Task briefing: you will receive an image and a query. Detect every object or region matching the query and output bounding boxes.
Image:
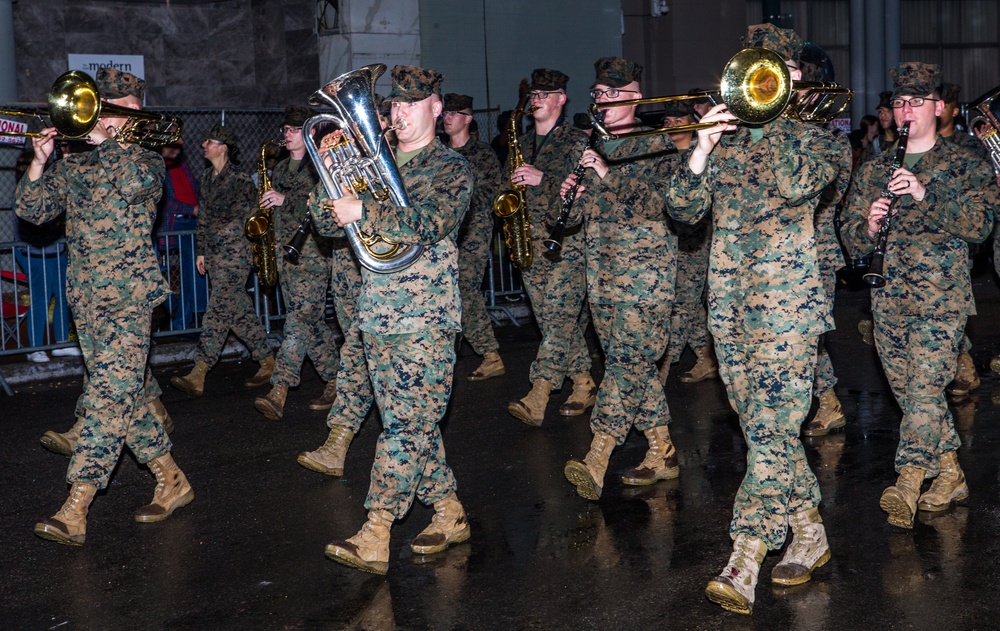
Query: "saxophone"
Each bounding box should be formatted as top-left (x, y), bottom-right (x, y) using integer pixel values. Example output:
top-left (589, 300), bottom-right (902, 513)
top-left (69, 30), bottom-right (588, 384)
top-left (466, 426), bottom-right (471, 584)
top-left (493, 106), bottom-right (536, 270)
top-left (245, 139), bottom-right (285, 289)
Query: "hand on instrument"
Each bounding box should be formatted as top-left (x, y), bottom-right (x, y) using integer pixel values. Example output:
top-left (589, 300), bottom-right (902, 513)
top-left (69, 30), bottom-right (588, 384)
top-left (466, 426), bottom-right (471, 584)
top-left (690, 103), bottom-right (737, 174)
top-left (86, 118), bottom-right (117, 146)
top-left (196, 255), bottom-right (206, 276)
top-left (887, 167), bottom-right (925, 202)
top-left (325, 191), bottom-right (363, 227)
top-left (29, 128), bottom-right (58, 171)
top-left (512, 164), bottom-right (543, 187)
top-left (560, 173), bottom-right (585, 200)
top-left (578, 148), bottom-right (607, 179)
top-left (866, 198), bottom-right (895, 239)
top-left (319, 130), bottom-right (345, 167)
top-left (260, 189), bottom-right (286, 209)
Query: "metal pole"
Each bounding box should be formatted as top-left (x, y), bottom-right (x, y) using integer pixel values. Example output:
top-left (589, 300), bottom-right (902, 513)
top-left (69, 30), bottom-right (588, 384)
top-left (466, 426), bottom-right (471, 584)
top-left (0, 0), bottom-right (17, 101)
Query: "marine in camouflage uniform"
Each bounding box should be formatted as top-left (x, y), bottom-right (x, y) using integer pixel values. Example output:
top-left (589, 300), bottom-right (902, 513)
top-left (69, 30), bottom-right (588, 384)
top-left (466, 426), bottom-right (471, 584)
top-left (254, 107), bottom-right (340, 421)
top-left (841, 63), bottom-right (994, 531)
top-left (559, 58), bottom-right (681, 502)
top-left (17, 68), bottom-right (193, 546)
top-left (171, 124), bottom-right (273, 399)
top-left (669, 25), bottom-right (848, 615)
top-left (317, 66), bottom-right (472, 575)
top-left (506, 68), bottom-right (595, 426)
top-left (443, 93), bottom-right (506, 381)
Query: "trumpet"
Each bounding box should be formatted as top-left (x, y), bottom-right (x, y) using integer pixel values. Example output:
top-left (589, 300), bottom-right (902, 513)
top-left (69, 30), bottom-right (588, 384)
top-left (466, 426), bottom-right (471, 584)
top-left (0, 70), bottom-right (182, 146)
top-left (589, 48), bottom-right (852, 141)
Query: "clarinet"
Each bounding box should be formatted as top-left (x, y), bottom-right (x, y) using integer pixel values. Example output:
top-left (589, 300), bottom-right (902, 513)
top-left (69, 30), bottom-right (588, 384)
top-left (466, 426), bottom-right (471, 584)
top-left (544, 134), bottom-right (596, 252)
top-left (863, 121), bottom-right (911, 288)
top-left (282, 214), bottom-right (312, 265)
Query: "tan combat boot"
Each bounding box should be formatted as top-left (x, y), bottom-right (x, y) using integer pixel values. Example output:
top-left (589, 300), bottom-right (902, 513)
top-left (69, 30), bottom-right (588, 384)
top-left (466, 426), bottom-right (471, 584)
top-left (507, 380), bottom-right (553, 427)
top-left (325, 509), bottom-right (394, 575)
top-left (918, 451), bottom-right (969, 512)
top-left (134, 453), bottom-right (195, 523)
top-left (34, 481), bottom-right (98, 546)
top-left (946, 352), bottom-right (980, 397)
top-left (802, 390), bottom-right (846, 437)
top-left (297, 425), bottom-right (355, 476)
top-left (879, 465), bottom-right (926, 529)
top-left (771, 507), bottom-right (831, 585)
top-left (559, 372), bottom-right (597, 416)
top-left (564, 431), bottom-right (616, 500)
top-left (468, 351), bottom-right (505, 381)
top-left (411, 496), bottom-right (471, 555)
top-left (679, 346), bottom-right (719, 383)
top-left (170, 360), bottom-right (209, 397)
top-left (308, 378), bottom-right (338, 411)
top-left (147, 396), bottom-right (175, 434)
top-left (255, 384), bottom-right (289, 421)
top-left (705, 534), bottom-right (768, 615)
top-left (244, 355), bottom-right (275, 388)
top-left (40, 417), bottom-right (85, 457)
top-left (621, 425), bottom-right (680, 486)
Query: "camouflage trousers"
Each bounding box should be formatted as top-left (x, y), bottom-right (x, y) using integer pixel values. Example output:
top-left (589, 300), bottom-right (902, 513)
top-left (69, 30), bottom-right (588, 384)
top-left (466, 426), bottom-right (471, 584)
top-left (74, 363), bottom-right (162, 419)
top-left (363, 329), bottom-right (458, 519)
top-left (458, 240), bottom-right (499, 356)
top-left (874, 312), bottom-right (963, 476)
top-left (813, 272), bottom-right (838, 396)
top-left (326, 248), bottom-right (373, 433)
top-left (69, 303), bottom-right (172, 489)
top-left (668, 241), bottom-right (710, 363)
top-left (590, 302), bottom-right (671, 444)
top-left (717, 335), bottom-right (821, 550)
top-left (520, 238), bottom-right (590, 385)
top-left (195, 257), bottom-right (271, 367)
top-left (271, 253), bottom-right (339, 387)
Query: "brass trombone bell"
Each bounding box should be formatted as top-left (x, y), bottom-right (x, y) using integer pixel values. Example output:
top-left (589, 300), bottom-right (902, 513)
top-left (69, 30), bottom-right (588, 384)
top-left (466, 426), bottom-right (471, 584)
top-left (589, 47), bottom-right (852, 140)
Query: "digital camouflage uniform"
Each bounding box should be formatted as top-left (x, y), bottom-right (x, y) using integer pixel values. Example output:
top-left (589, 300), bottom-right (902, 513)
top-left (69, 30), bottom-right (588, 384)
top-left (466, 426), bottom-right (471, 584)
top-left (668, 115), bottom-right (847, 549)
top-left (516, 121), bottom-right (591, 386)
top-left (453, 136), bottom-right (503, 356)
top-left (312, 137), bottom-right (472, 518)
top-left (842, 135), bottom-right (994, 476)
top-left (572, 129), bottom-right (677, 443)
top-left (270, 155), bottom-right (339, 388)
top-left (195, 161), bottom-right (271, 366)
top-left (16, 140), bottom-right (172, 490)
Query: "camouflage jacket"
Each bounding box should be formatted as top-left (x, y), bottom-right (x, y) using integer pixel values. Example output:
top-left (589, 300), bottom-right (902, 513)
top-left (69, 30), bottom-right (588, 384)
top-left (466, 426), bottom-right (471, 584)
top-left (196, 162), bottom-right (256, 262)
top-left (668, 116), bottom-right (847, 342)
top-left (815, 132), bottom-right (853, 279)
top-left (310, 138), bottom-right (472, 335)
top-left (841, 135), bottom-right (994, 318)
top-left (15, 142), bottom-right (167, 311)
top-left (271, 156), bottom-right (330, 258)
top-left (515, 123), bottom-right (589, 227)
top-left (571, 131), bottom-right (677, 306)
top-left (452, 138), bottom-right (502, 253)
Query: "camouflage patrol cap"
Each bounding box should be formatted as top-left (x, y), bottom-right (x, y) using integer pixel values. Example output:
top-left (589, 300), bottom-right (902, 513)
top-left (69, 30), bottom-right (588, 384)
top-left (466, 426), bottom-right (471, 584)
top-left (443, 93), bottom-right (473, 112)
top-left (385, 65), bottom-right (443, 103)
top-left (592, 57), bottom-right (642, 89)
top-left (529, 68), bottom-right (569, 92)
top-left (939, 82), bottom-right (961, 104)
top-left (799, 60), bottom-right (824, 82)
top-left (743, 23), bottom-right (804, 63)
top-left (283, 106), bottom-right (316, 128)
top-left (96, 67), bottom-right (145, 100)
top-left (206, 123), bottom-right (239, 147)
top-left (661, 99), bottom-right (694, 118)
top-left (876, 90), bottom-right (894, 110)
top-left (890, 62), bottom-right (941, 98)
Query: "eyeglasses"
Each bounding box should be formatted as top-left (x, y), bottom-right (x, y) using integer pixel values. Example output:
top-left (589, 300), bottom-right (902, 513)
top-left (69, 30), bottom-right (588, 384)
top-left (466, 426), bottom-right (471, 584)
top-left (589, 88), bottom-right (639, 100)
top-left (443, 111), bottom-right (472, 117)
top-left (889, 97), bottom-right (939, 109)
top-left (527, 91), bottom-right (562, 100)
top-left (280, 125), bottom-right (302, 134)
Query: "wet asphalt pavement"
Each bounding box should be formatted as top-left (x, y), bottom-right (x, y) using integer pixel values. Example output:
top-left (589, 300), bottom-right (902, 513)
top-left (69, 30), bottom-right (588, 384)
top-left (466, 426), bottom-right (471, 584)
top-left (4, 268), bottom-right (1000, 631)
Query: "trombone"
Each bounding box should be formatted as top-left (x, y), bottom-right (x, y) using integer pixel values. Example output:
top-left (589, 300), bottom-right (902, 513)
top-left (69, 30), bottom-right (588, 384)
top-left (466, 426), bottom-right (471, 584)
top-left (589, 48), bottom-right (852, 141)
top-left (0, 70), bottom-right (182, 146)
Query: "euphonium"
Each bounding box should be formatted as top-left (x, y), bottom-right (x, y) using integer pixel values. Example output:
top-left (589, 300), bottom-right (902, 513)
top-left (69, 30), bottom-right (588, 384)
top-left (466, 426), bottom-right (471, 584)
top-left (300, 64), bottom-right (422, 274)
top-left (494, 106), bottom-right (536, 270)
top-left (968, 85), bottom-right (1000, 175)
top-left (245, 140), bottom-right (285, 289)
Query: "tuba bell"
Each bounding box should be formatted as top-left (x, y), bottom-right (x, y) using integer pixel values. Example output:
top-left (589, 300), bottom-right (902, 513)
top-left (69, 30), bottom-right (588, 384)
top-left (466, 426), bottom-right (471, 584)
top-left (300, 64), bottom-right (422, 274)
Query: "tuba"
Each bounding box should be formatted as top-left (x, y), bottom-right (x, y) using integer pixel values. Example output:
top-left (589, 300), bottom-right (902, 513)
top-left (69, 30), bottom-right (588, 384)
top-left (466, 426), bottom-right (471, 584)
top-left (968, 85), bottom-right (1000, 175)
top-left (493, 106), bottom-right (536, 270)
top-left (245, 139), bottom-right (285, 289)
top-left (300, 64), bottom-right (422, 273)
